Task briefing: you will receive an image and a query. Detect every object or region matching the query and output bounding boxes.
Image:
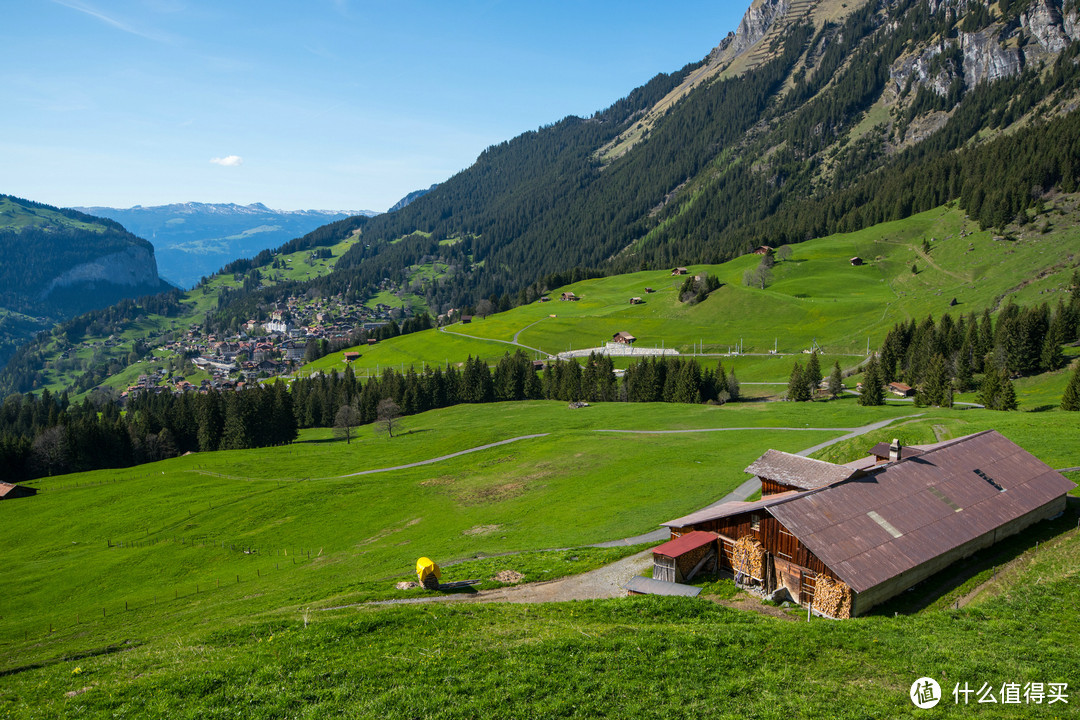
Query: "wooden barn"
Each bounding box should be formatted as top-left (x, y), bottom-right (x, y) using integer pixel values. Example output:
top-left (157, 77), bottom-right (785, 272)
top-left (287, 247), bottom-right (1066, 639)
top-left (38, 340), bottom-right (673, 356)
top-left (0, 482), bottom-right (37, 500)
top-left (888, 381), bottom-right (914, 397)
top-left (342, 351), bottom-right (360, 362)
top-left (659, 431), bottom-right (1074, 617)
top-left (629, 297), bottom-right (643, 305)
top-left (671, 267), bottom-right (688, 276)
top-left (850, 256), bottom-right (864, 266)
top-left (560, 292), bottom-right (579, 301)
top-left (612, 331), bottom-right (636, 345)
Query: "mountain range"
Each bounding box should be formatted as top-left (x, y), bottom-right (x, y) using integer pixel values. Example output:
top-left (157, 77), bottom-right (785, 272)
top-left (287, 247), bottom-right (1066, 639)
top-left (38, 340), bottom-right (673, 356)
top-left (4, 0), bottom-right (1080, 395)
top-left (73, 202), bottom-right (377, 289)
top-left (297, 0), bottom-right (1080, 314)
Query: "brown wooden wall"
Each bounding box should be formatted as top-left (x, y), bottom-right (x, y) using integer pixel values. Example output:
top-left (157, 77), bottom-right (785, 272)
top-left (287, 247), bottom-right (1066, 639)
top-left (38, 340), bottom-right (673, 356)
top-left (673, 512), bottom-right (838, 583)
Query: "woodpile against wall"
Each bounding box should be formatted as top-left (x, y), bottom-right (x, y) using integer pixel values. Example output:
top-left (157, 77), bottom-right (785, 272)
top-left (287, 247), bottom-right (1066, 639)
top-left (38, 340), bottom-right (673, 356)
top-left (813, 576), bottom-right (853, 619)
top-left (731, 536), bottom-right (765, 582)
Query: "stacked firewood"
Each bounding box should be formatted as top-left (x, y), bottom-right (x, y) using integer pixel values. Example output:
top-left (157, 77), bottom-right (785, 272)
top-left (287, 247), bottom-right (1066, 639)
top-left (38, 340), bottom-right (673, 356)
top-left (813, 576), bottom-right (853, 618)
top-left (732, 536), bottom-right (765, 580)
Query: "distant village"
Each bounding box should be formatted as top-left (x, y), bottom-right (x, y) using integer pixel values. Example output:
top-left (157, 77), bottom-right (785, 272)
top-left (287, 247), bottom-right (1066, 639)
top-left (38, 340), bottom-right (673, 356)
top-left (117, 292), bottom-right (408, 400)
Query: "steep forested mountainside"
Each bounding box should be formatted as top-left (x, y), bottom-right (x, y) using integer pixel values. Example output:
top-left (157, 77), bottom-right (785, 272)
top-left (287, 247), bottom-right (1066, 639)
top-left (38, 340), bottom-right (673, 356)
top-left (0, 195), bottom-right (170, 366)
top-left (290, 0), bottom-right (1080, 314)
top-left (74, 203), bottom-right (373, 289)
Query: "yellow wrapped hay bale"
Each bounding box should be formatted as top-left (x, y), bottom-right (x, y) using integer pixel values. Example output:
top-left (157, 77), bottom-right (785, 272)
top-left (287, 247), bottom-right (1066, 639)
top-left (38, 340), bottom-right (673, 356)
top-left (731, 536), bottom-right (764, 581)
top-left (812, 576), bottom-right (852, 619)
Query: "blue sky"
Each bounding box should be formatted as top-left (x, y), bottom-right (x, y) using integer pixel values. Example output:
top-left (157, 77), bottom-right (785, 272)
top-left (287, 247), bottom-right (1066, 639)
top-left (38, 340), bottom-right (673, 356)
top-left (1, 1), bottom-right (745, 212)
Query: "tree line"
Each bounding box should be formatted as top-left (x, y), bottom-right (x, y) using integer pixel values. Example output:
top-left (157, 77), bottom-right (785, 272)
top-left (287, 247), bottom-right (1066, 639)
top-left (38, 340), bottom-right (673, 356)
top-left (1, 352), bottom-right (746, 482)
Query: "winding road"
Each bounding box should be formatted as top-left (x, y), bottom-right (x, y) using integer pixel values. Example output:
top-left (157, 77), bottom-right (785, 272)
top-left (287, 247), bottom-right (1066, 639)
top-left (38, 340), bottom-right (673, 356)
top-left (326, 414), bottom-right (924, 607)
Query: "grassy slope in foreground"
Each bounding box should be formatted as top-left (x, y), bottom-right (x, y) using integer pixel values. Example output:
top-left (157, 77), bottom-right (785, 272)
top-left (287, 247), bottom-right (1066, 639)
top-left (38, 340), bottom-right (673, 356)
top-left (4, 504), bottom-right (1079, 718)
top-left (0, 400), bottom-right (928, 668)
top-left (310, 204), bottom-right (1080, 376)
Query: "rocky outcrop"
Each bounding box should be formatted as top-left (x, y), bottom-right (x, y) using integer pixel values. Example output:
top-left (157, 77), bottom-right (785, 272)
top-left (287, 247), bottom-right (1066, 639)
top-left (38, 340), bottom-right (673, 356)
top-left (41, 246), bottom-right (160, 298)
top-left (1022, 0), bottom-right (1071, 54)
top-left (729, 0), bottom-right (791, 58)
top-left (890, 42), bottom-right (958, 97)
top-left (959, 27), bottom-right (1024, 86)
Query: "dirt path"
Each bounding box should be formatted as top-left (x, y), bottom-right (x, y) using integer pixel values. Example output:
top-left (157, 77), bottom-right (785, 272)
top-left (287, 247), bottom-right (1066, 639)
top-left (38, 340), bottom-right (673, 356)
top-left (438, 322), bottom-right (550, 358)
top-left (361, 550), bottom-right (655, 607)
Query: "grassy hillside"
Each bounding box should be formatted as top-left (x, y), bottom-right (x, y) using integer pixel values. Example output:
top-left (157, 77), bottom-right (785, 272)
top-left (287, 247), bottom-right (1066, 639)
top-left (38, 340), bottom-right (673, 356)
top-left (1, 399), bottom-right (1078, 717)
top-left (310, 204), bottom-right (1080, 380)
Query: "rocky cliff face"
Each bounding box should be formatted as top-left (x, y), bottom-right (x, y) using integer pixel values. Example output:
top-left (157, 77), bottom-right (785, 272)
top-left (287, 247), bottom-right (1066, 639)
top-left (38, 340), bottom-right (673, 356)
top-left (41, 245), bottom-right (161, 299)
top-left (728, 0), bottom-right (792, 58)
top-left (891, 0), bottom-right (1079, 98)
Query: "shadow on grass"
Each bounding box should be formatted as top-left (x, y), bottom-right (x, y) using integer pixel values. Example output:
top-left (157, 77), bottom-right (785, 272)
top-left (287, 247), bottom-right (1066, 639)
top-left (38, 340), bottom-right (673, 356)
top-left (0, 641), bottom-right (141, 678)
top-left (868, 498), bottom-right (1080, 617)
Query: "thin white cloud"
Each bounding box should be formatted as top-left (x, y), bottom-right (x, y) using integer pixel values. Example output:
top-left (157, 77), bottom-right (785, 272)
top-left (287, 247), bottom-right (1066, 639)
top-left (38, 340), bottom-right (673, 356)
top-left (51, 0), bottom-right (175, 43)
top-left (210, 155), bottom-right (243, 167)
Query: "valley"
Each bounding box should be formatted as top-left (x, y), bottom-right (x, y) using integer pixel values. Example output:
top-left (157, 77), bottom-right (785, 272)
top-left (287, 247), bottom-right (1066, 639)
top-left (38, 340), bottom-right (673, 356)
top-left (5, 0), bottom-right (1080, 715)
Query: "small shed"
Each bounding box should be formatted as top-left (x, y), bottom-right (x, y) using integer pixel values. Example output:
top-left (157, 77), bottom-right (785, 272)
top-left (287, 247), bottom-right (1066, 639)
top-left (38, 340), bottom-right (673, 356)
top-left (538, 296), bottom-right (551, 303)
top-left (644, 287), bottom-right (655, 293)
top-left (671, 267), bottom-right (688, 276)
top-left (651, 530), bottom-right (719, 583)
top-left (612, 331), bottom-right (636, 345)
top-left (888, 382), bottom-right (914, 397)
top-left (343, 352), bottom-right (360, 362)
top-left (850, 256), bottom-right (864, 266)
top-left (0, 482), bottom-right (36, 500)
top-left (753, 245), bottom-right (773, 256)
top-left (461, 315), bottom-right (473, 324)
top-left (629, 297), bottom-right (643, 305)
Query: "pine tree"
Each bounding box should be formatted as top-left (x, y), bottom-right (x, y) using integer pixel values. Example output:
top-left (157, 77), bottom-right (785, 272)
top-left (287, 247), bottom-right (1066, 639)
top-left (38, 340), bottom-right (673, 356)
top-left (805, 351), bottom-right (822, 396)
top-left (788, 363), bottom-right (810, 402)
top-left (727, 369), bottom-right (740, 402)
top-left (923, 354), bottom-right (952, 407)
top-left (1040, 319), bottom-right (1064, 372)
top-left (828, 361), bottom-right (843, 398)
top-left (1061, 362), bottom-right (1080, 411)
top-left (858, 357), bottom-right (885, 406)
top-left (999, 374), bottom-right (1018, 411)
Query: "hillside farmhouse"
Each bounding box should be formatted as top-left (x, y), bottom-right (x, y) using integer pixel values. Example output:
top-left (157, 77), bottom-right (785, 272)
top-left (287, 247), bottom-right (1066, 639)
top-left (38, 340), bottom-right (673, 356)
top-left (612, 331), bottom-right (636, 345)
top-left (656, 431), bottom-right (1074, 617)
top-left (0, 482), bottom-right (36, 500)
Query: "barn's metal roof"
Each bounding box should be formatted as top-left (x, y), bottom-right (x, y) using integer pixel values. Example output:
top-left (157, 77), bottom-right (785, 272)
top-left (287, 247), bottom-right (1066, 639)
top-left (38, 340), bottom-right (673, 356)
top-left (766, 430), bottom-right (1075, 593)
top-left (662, 490), bottom-right (809, 528)
top-left (745, 449), bottom-right (857, 490)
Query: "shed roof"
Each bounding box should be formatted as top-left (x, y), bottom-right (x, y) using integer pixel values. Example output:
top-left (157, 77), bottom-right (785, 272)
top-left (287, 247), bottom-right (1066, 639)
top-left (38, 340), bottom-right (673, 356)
top-left (745, 449), bottom-right (857, 490)
top-left (652, 530), bottom-right (718, 558)
top-left (625, 576), bottom-right (703, 597)
top-left (662, 490), bottom-right (808, 528)
top-left (766, 430), bottom-right (1075, 593)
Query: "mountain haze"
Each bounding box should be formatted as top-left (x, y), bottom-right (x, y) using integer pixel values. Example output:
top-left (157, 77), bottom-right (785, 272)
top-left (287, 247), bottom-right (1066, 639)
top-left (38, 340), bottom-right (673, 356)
top-left (75, 202), bottom-right (376, 288)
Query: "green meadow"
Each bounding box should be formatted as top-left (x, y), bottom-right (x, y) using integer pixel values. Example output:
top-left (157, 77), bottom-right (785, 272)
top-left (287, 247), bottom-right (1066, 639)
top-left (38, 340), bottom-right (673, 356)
top-left (312, 204), bottom-right (1080, 379)
top-left (5, 401), bottom-right (910, 666)
top-left (2, 396), bottom-right (1079, 716)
